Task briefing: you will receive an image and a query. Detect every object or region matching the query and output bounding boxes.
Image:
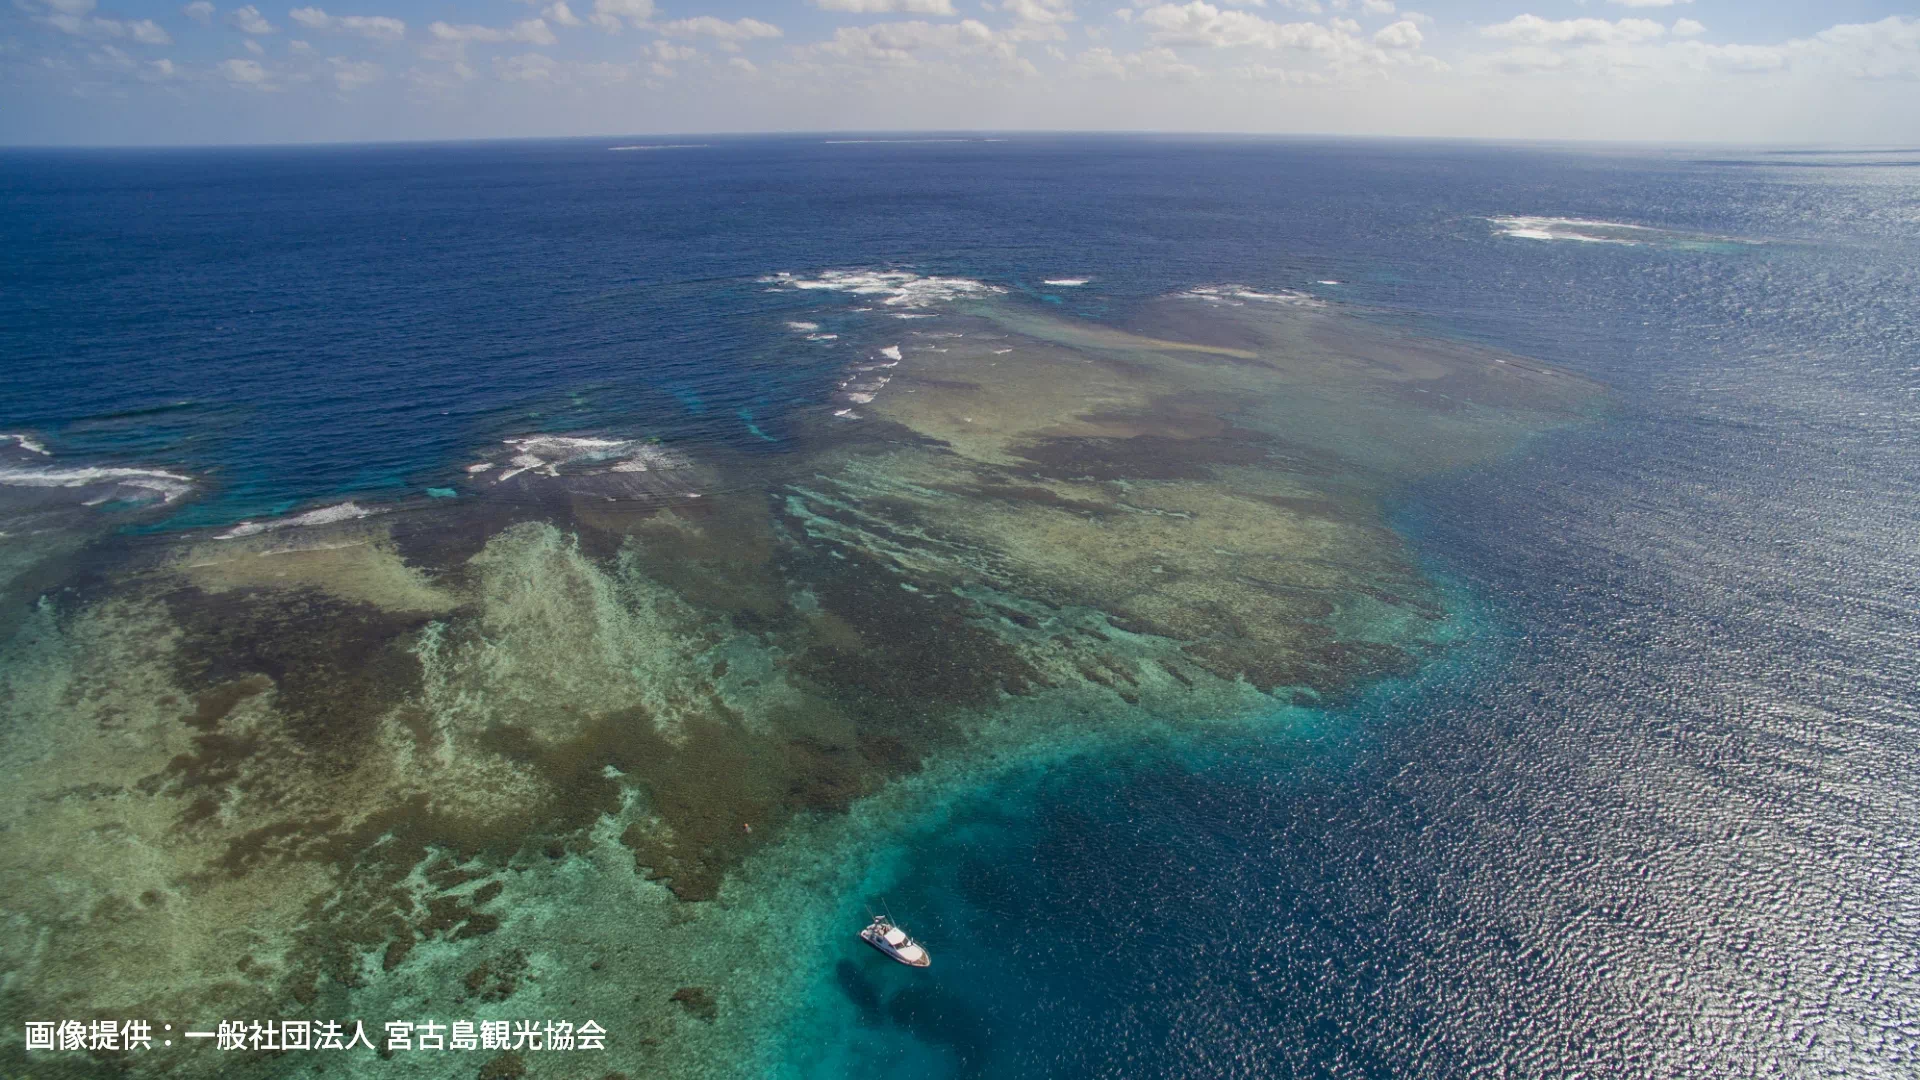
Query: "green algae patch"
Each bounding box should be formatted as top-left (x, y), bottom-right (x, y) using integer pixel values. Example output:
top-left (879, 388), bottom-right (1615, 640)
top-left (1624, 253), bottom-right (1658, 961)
top-left (0, 289), bottom-right (1599, 1080)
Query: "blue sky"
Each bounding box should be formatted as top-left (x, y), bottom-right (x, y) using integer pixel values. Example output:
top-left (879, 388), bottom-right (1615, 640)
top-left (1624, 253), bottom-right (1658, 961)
top-left (3, 0), bottom-right (1916, 144)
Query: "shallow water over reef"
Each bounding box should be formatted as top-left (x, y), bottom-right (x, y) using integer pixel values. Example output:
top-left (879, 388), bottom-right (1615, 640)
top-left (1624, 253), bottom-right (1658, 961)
top-left (0, 283), bottom-right (1595, 1079)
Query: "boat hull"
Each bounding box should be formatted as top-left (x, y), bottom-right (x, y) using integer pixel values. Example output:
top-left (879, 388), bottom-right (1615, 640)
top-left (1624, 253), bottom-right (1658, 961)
top-left (859, 927), bottom-right (932, 968)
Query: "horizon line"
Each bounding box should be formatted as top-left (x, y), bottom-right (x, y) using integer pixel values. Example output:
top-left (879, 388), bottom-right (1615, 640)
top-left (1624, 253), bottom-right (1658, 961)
top-left (4, 129), bottom-right (1917, 154)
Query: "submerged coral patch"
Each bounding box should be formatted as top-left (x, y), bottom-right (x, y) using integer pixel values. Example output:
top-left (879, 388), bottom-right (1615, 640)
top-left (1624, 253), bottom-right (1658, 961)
top-left (0, 280), bottom-right (1598, 1080)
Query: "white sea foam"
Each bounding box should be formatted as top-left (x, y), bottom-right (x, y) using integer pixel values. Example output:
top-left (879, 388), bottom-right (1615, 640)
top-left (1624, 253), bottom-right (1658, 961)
top-left (894, 313), bottom-right (936, 319)
top-left (786, 321), bottom-right (821, 332)
top-left (1317, 280), bottom-right (1342, 285)
top-left (1177, 284), bottom-right (1326, 308)
top-left (880, 345), bottom-right (902, 361)
top-left (0, 464), bottom-right (194, 504)
top-left (609, 144), bottom-right (709, 151)
top-left (1043, 278), bottom-right (1089, 286)
top-left (214, 501), bottom-right (377, 540)
top-left (833, 408), bottom-right (861, 418)
top-left (767, 269), bottom-right (1005, 308)
top-left (992, 348), bottom-right (1013, 354)
top-left (481, 434), bottom-right (691, 484)
top-left (1, 433), bottom-right (50, 456)
top-left (807, 333), bottom-right (838, 341)
top-left (1489, 216), bottom-right (1655, 244)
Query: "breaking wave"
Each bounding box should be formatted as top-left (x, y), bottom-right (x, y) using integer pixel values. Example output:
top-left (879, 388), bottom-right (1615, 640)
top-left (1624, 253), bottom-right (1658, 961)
top-left (1488, 216), bottom-right (1657, 244)
top-left (0, 463), bottom-right (195, 506)
top-left (1176, 284), bottom-right (1326, 308)
top-left (213, 501), bottom-right (379, 540)
top-left (759, 269), bottom-right (1005, 308)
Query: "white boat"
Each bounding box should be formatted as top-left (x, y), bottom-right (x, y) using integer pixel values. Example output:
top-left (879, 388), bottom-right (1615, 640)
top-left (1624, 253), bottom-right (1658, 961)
top-left (859, 915), bottom-right (931, 968)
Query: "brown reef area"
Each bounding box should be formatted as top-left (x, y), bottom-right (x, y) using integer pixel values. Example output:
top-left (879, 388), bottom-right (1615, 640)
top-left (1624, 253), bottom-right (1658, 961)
top-left (0, 288), bottom-right (1599, 1079)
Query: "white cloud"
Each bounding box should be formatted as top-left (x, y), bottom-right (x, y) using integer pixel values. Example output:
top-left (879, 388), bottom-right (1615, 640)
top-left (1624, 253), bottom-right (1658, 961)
top-left (728, 55), bottom-right (757, 72)
top-left (590, 0), bottom-right (653, 32)
top-left (229, 4), bottom-right (275, 34)
top-left (493, 51), bottom-right (556, 80)
top-left (647, 38), bottom-right (697, 60)
top-left (328, 55), bottom-right (382, 89)
top-left (1001, 0), bottom-right (1080, 39)
top-left (288, 8), bottom-right (408, 44)
top-left (1480, 15), bottom-right (1666, 47)
top-left (1360, 0), bottom-right (1392, 13)
top-left (1610, 0), bottom-right (1690, 7)
top-left (148, 56), bottom-right (176, 77)
top-left (219, 56), bottom-right (272, 83)
top-left (1071, 44), bottom-right (1199, 78)
top-left (657, 16), bottom-right (783, 42)
top-left (38, 9), bottom-right (175, 44)
top-left (429, 19), bottom-right (558, 45)
top-left (1226, 59), bottom-right (1327, 81)
top-left (181, 0), bottom-right (213, 24)
top-left (1793, 15), bottom-right (1920, 79)
top-left (543, 1), bottom-right (584, 28)
top-left (244, 37), bottom-right (263, 53)
top-left (1373, 18), bottom-right (1419, 49)
top-left (1003, 0), bottom-right (1075, 26)
top-left (814, 0), bottom-right (958, 13)
top-left (1677, 41), bottom-right (1784, 72)
top-left (812, 18), bottom-right (1027, 68)
top-left (90, 42), bottom-right (133, 68)
top-left (1139, 3), bottom-right (1340, 51)
top-left (1672, 18), bottom-right (1704, 39)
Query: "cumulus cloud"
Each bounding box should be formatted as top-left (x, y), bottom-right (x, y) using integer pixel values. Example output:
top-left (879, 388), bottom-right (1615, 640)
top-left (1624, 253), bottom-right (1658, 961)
top-left (728, 55), bottom-right (757, 72)
top-left (1002, 0), bottom-right (1075, 26)
top-left (1000, 0), bottom-right (1078, 40)
top-left (181, 0), bottom-right (213, 23)
top-left (657, 16), bottom-right (782, 42)
top-left (1071, 44), bottom-right (1199, 78)
top-left (34, 1), bottom-right (175, 45)
top-left (1610, 0), bottom-right (1691, 7)
top-left (814, 0), bottom-right (957, 13)
top-left (1676, 41), bottom-right (1784, 73)
top-left (1464, 12), bottom-right (1913, 80)
top-left (328, 55), bottom-right (382, 89)
top-left (812, 18), bottom-right (1028, 68)
top-left (543, 1), bottom-right (584, 27)
top-left (589, 0), bottom-right (653, 32)
top-left (1139, 2), bottom-right (1346, 52)
top-left (1480, 15), bottom-right (1666, 47)
top-left (289, 8), bottom-right (407, 43)
top-left (493, 51), bottom-right (556, 80)
top-left (219, 56), bottom-right (272, 84)
top-left (429, 19), bottom-right (558, 45)
top-left (1793, 15), bottom-right (1920, 79)
top-left (228, 4), bottom-right (274, 33)
top-left (1373, 19), bottom-right (1419, 48)
top-left (647, 38), bottom-right (697, 60)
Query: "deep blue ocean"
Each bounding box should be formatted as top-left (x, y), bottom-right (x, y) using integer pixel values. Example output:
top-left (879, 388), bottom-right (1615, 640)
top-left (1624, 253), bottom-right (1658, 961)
top-left (5, 137), bottom-right (1919, 1077)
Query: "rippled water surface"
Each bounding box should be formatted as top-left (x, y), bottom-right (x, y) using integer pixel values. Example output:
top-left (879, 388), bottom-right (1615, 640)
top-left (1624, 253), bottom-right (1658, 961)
top-left (2, 138), bottom-right (1917, 1079)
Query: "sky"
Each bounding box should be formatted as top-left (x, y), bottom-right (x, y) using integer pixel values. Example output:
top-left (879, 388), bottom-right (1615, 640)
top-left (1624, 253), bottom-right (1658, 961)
top-left (2, 0), bottom-right (1916, 145)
